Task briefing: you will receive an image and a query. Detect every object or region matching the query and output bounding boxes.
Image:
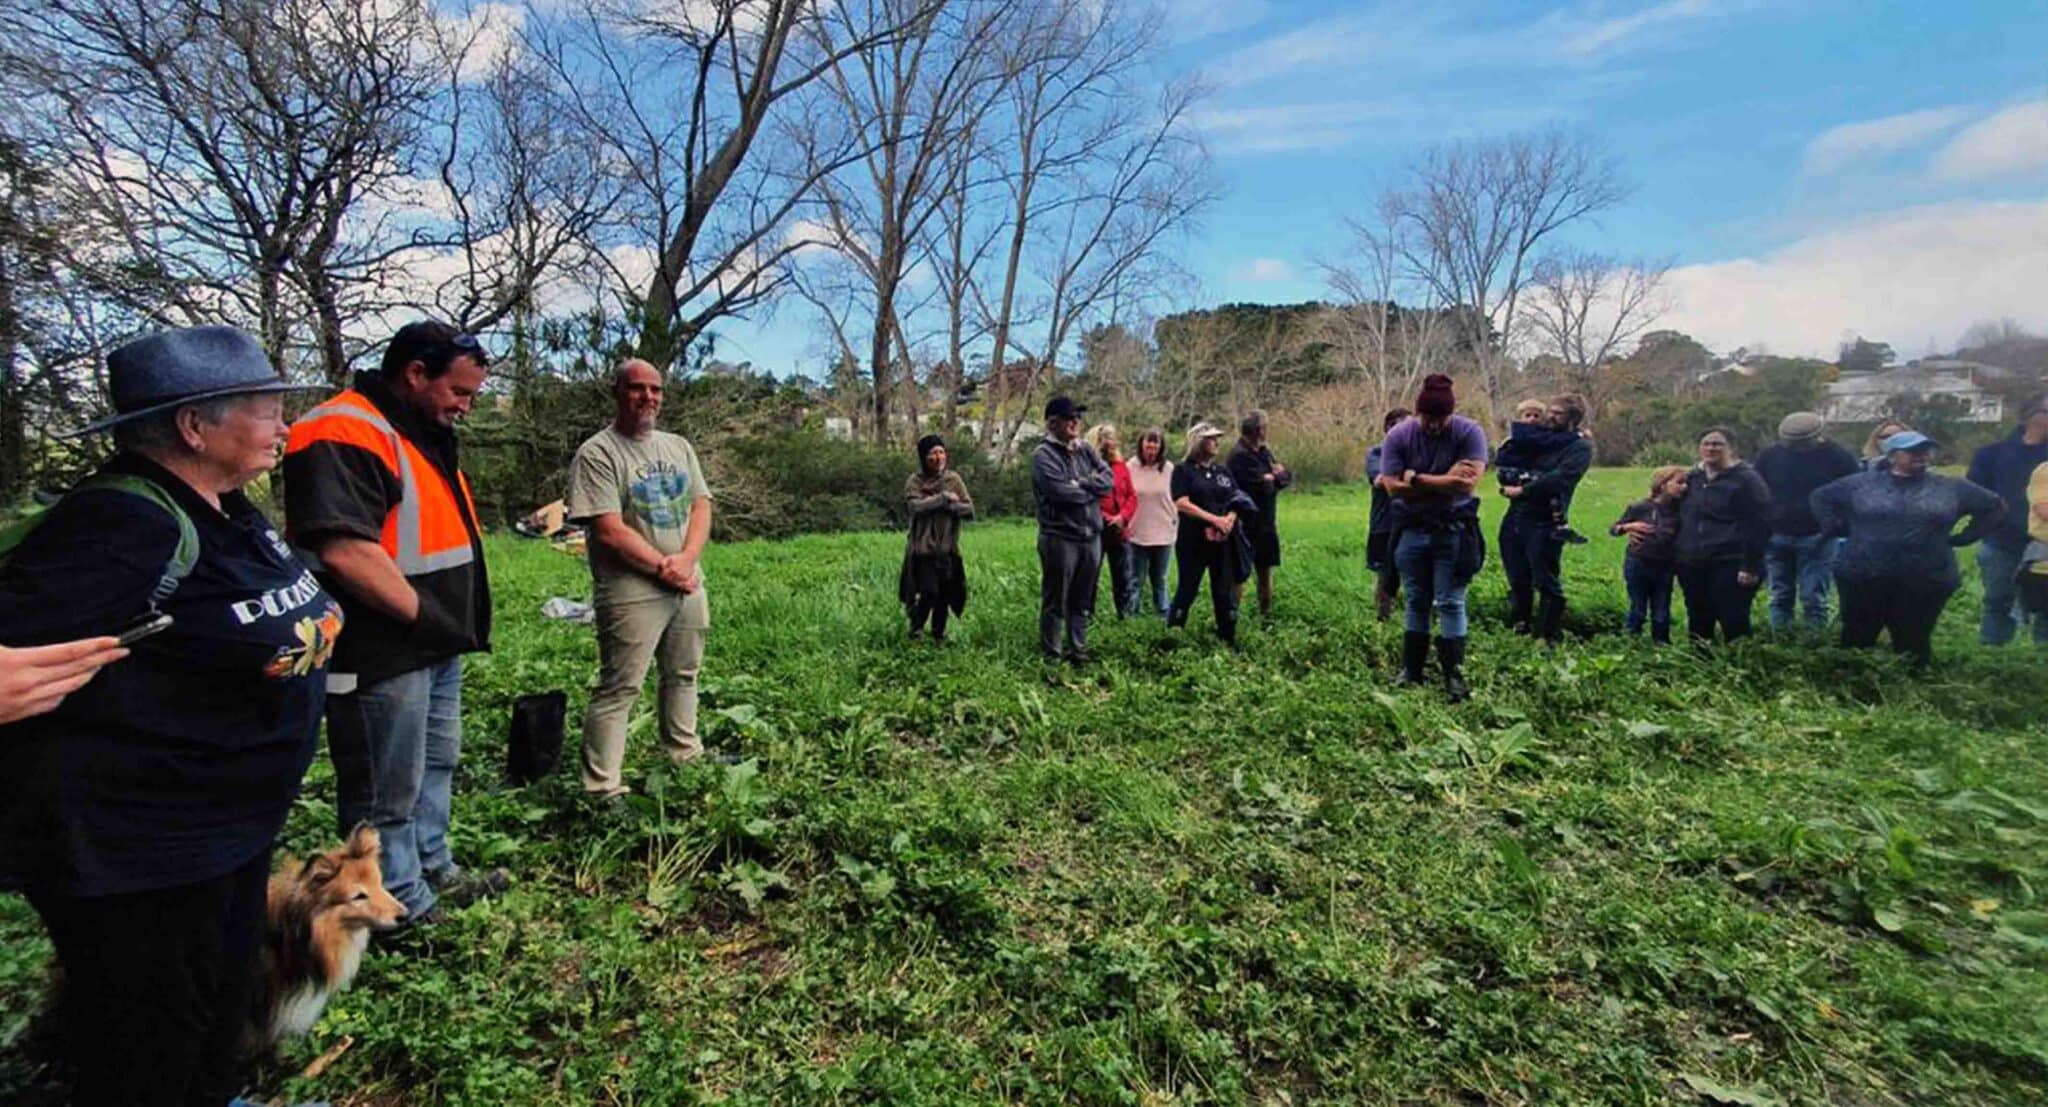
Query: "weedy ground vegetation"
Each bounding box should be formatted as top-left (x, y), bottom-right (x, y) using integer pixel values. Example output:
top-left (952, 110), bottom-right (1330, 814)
top-left (3, 470), bottom-right (2045, 1105)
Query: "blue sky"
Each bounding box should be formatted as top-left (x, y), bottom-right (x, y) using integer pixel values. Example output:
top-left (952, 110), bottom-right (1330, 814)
top-left (716, 0), bottom-right (2048, 375)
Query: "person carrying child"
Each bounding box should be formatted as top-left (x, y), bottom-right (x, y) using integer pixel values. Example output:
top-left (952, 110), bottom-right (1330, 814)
top-left (1496, 394), bottom-right (1592, 641)
top-left (1611, 465), bottom-right (1688, 642)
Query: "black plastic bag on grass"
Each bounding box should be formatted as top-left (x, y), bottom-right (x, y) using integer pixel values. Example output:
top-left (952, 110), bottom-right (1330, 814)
top-left (508, 691), bottom-right (566, 785)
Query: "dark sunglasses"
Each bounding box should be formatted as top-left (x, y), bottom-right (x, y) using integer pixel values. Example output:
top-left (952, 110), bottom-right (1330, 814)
top-left (440, 332), bottom-right (491, 367)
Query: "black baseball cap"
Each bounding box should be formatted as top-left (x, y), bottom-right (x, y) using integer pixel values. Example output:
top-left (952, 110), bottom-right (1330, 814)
top-left (1044, 395), bottom-right (1086, 420)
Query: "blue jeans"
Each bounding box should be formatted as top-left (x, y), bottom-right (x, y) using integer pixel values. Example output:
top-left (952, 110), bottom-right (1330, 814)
top-left (1978, 542), bottom-right (2048, 646)
top-left (1131, 543), bottom-right (1172, 615)
top-left (1395, 527), bottom-right (1467, 637)
top-left (328, 657), bottom-right (463, 915)
top-left (1103, 536), bottom-right (1136, 617)
top-left (1623, 555), bottom-right (1675, 636)
top-left (1499, 511), bottom-right (1563, 627)
top-left (1765, 532), bottom-right (1837, 630)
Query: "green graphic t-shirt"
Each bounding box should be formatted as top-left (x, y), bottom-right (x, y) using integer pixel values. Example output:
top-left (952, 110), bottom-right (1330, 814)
top-left (566, 427), bottom-right (713, 619)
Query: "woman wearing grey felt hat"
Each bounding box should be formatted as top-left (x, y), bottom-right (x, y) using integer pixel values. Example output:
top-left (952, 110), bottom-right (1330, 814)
top-left (1, 324), bottom-right (343, 1106)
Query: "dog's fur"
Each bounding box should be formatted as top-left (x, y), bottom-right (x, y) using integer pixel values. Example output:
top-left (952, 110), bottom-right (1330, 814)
top-left (246, 824), bottom-right (406, 1050)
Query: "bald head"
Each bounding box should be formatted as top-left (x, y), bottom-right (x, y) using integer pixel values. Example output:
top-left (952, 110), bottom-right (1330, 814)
top-left (612, 358), bottom-right (664, 435)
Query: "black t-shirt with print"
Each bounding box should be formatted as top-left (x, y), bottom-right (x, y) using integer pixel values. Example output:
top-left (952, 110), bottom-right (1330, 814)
top-left (0, 455), bottom-right (339, 896)
top-left (1171, 460), bottom-right (1243, 546)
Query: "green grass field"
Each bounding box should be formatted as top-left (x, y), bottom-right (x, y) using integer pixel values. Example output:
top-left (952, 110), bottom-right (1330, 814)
top-left (5, 468), bottom-right (2047, 1106)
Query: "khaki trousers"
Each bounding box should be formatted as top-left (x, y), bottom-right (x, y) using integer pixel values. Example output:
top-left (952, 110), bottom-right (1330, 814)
top-left (582, 594), bottom-right (707, 795)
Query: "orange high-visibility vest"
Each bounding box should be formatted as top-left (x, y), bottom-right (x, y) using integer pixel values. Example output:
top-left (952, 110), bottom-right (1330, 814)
top-left (285, 389), bottom-right (478, 576)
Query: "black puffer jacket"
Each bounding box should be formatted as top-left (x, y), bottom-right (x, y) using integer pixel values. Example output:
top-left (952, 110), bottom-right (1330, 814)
top-left (1676, 462), bottom-right (1772, 573)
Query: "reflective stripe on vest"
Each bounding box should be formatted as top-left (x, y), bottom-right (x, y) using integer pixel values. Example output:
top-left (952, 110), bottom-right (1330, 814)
top-left (290, 392), bottom-right (477, 576)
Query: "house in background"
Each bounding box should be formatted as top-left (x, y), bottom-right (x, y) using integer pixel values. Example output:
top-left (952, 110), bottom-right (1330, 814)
top-left (1822, 360), bottom-right (2012, 424)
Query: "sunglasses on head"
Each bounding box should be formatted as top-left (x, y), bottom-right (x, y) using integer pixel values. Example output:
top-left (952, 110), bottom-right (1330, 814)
top-left (438, 331), bottom-right (490, 366)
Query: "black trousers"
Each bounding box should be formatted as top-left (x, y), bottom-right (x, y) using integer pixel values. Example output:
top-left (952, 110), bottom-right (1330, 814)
top-left (1038, 533), bottom-right (1102, 658)
top-left (1678, 560), bottom-right (1757, 642)
top-left (1838, 575), bottom-right (1954, 667)
top-left (906, 554), bottom-right (953, 638)
top-left (1500, 511), bottom-right (1564, 628)
top-left (1170, 536), bottom-right (1240, 641)
top-left (27, 851), bottom-right (269, 1107)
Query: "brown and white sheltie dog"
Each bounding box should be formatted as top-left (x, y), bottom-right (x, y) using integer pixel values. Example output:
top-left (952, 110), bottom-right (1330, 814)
top-left (246, 824), bottom-right (407, 1050)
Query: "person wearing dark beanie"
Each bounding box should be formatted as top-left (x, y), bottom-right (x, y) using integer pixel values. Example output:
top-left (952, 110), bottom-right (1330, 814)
top-left (902, 435), bottom-right (974, 643)
top-left (1375, 376), bottom-right (1490, 701)
top-left (1415, 374), bottom-right (1457, 418)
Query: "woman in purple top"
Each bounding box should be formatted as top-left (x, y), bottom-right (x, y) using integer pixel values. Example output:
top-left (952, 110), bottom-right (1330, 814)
top-left (1375, 374), bottom-right (1489, 702)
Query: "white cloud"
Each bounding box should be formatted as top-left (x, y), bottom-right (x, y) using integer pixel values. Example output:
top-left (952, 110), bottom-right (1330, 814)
top-left (1212, 1), bottom-right (1744, 90)
top-left (1161, 0), bottom-right (1270, 43)
top-left (1559, 0), bottom-right (1718, 58)
top-left (1661, 200), bottom-right (2048, 358)
top-left (1211, 17), bottom-right (1381, 87)
top-left (1800, 106), bottom-right (1972, 177)
top-left (1231, 257), bottom-right (1296, 283)
top-left (1190, 100), bottom-right (1404, 153)
top-left (1929, 100), bottom-right (2048, 183)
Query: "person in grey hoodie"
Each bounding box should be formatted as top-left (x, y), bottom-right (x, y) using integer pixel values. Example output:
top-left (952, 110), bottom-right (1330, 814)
top-left (1032, 396), bottom-right (1115, 664)
top-left (1811, 430), bottom-right (2004, 668)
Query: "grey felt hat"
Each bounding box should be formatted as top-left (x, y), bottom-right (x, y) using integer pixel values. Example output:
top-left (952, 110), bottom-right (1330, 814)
top-left (61, 325), bottom-right (323, 438)
top-left (1778, 411), bottom-right (1825, 441)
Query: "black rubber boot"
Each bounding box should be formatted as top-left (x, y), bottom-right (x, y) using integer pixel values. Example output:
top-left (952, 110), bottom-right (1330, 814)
top-left (1166, 606), bottom-right (1188, 630)
top-left (1535, 593), bottom-right (1565, 644)
top-left (1650, 621), bottom-right (1671, 645)
top-left (1218, 614), bottom-right (1240, 653)
top-left (1396, 631), bottom-right (1430, 686)
top-left (1437, 636), bottom-right (1470, 703)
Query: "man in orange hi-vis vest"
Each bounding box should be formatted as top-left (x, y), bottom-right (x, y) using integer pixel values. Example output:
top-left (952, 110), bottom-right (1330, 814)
top-left (283, 321), bottom-right (507, 931)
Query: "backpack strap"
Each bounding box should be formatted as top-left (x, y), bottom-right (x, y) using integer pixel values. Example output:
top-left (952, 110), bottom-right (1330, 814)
top-left (74, 474), bottom-right (201, 604)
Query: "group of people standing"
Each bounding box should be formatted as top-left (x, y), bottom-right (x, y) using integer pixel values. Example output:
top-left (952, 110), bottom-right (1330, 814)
top-left (0, 323), bottom-right (725, 1106)
top-left (897, 371), bottom-right (2048, 702)
top-left (898, 398), bottom-right (1294, 664)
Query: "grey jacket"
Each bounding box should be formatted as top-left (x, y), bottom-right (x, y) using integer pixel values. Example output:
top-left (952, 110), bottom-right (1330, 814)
top-left (1032, 438), bottom-right (1114, 542)
top-left (1810, 470), bottom-right (2004, 588)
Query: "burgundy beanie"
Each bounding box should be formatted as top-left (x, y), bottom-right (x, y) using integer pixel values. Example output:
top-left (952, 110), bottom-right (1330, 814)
top-left (1415, 374), bottom-right (1456, 418)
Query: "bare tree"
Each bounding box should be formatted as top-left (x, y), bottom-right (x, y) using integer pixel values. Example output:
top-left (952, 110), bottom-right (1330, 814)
top-left (2, 0), bottom-right (455, 382)
top-left (1517, 248), bottom-right (1670, 417)
top-left (1379, 129), bottom-right (1629, 420)
top-left (409, 36), bottom-right (625, 345)
top-left (952, 0), bottom-right (1208, 455)
top-left (1318, 211), bottom-right (1454, 418)
top-left (809, 0), bottom-right (1014, 441)
top-left (533, 0), bottom-right (949, 371)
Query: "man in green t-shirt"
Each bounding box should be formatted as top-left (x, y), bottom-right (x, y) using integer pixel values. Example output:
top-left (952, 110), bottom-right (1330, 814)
top-left (565, 359), bottom-right (714, 797)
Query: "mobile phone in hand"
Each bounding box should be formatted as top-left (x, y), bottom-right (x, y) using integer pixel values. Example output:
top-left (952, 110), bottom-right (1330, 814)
top-left (116, 612), bottom-right (174, 646)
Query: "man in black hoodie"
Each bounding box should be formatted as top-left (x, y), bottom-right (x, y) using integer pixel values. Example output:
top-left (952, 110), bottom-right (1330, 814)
top-left (1965, 395), bottom-right (2048, 646)
top-left (1032, 396), bottom-right (1115, 664)
top-left (1752, 411), bottom-right (1859, 632)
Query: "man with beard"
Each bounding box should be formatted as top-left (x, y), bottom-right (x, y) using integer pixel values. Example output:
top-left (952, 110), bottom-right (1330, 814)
top-left (567, 359), bottom-right (716, 799)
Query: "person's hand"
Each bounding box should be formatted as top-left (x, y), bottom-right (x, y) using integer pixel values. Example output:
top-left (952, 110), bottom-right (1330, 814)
top-left (1449, 459), bottom-right (1483, 482)
top-left (1502, 484), bottom-right (1523, 499)
top-left (655, 554), bottom-right (691, 592)
top-left (1262, 472), bottom-right (1275, 483)
top-left (945, 490), bottom-right (963, 503)
top-left (1216, 513), bottom-right (1236, 535)
top-left (1737, 570), bottom-right (1759, 588)
top-left (1204, 526), bottom-right (1224, 543)
top-left (676, 557), bottom-right (701, 594)
top-left (1272, 463), bottom-right (1288, 478)
top-left (0, 638), bottom-right (128, 726)
top-left (1619, 522), bottom-right (1654, 537)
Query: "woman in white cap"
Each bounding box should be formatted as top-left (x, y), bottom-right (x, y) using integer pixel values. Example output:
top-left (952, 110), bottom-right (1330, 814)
top-left (1809, 430), bottom-right (2004, 667)
top-left (0, 325), bottom-right (342, 1107)
top-left (1167, 421), bottom-right (1250, 648)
